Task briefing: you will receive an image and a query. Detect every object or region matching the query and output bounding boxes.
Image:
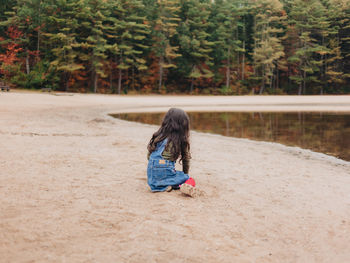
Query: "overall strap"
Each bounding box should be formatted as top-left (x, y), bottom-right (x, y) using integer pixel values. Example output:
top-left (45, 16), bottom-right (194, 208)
top-left (150, 138), bottom-right (168, 159)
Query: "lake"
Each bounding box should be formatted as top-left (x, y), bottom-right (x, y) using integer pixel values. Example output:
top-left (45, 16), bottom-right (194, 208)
top-left (111, 111), bottom-right (350, 162)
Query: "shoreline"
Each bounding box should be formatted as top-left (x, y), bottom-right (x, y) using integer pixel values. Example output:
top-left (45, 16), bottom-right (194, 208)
top-left (109, 113), bottom-right (350, 166)
top-left (1, 92), bottom-right (350, 262)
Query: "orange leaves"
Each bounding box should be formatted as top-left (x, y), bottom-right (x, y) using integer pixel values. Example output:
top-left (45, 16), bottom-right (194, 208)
top-left (7, 26), bottom-right (23, 39)
top-left (0, 26), bottom-right (23, 76)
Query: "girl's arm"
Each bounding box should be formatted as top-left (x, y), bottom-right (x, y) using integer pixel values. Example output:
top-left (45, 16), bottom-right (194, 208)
top-left (182, 149), bottom-right (190, 174)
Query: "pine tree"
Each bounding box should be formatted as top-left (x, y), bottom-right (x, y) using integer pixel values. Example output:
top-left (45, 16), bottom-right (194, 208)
top-left (108, 0), bottom-right (149, 94)
top-left (335, 0), bottom-right (350, 91)
top-left (251, 0), bottom-right (286, 94)
top-left (178, 0), bottom-right (214, 92)
top-left (288, 0), bottom-right (330, 95)
top-left (153, 0), bottom-right (181, 92)
top-left (46, 0), bottom-right (84, 91)
top-left (80, 0), bottom-right (111, 93)
top-left (0, 0), bottom-right (15, 37)
top-left (1, 0), bottom-right (350, 94)
top-left (210, 0), bottom-right (246, 91)
top-left (318, 0), bottom-right (344, 94)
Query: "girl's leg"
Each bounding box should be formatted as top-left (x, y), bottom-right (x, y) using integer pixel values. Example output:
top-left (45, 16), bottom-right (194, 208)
top-left (172, 177), bottom-right (195, 190)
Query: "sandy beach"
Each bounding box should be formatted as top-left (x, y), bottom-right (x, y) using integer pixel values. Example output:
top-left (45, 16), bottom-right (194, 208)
top-left (1, 91), bottom-right (350, 262)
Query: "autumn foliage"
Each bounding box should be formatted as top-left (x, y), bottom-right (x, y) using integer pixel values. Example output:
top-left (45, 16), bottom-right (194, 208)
top-left (0, 0), bottom-right (349, 94)
top-left (0, 26), bottom-right (23, 77)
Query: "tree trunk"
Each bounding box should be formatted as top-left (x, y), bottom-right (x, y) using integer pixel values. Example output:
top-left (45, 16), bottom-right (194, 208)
top-left (270, 74), bottom-right (273, 93)
top-left (65, 72), bottom-right (69, 92)
top-left (36, 1), bottom-right (41, 62)
top-left (190, 77), bottom-right (194, 93)
top-left (236, 31), bottom-right (239, 79)
top-left (132, 66), bottom-right (135, 90)
top-left (253, 17), bottom-right (256, 76)
top-left (259, 78), bottom-right (265, 95)
top-left (321, 34), bottom-right (325, 95)
top-left (225, 65), bottom-right (230, 88)
top-left (259, 66), bottom-right (265, 95)
top-left (190, 65), bottom-right (195, 93)
top-left (242, 41), bottom-right (245, 81)
top-left (118, 67), bottom-right (122, 94)
top-left (110, 66), bottom-right (113, 93)
top-left (226, 47), bottom-right (230, 88)
top-left (158, 56), bottom-right (164, 92)
top-left (303, 70), bottom-right (306, 95)
top-left (26, 50), bottom-right (30, 74)
top-left (298, 63), bottom-right (302, 95)
top-left (37, 29), bottom-right (40, 58)
top-left (288, 66), bottom-right (291, 86)
top-left (93, 71), bottom-right (98, 93)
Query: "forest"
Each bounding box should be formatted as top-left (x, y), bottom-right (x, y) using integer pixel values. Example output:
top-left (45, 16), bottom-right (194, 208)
top-left (0, 0), bottom-right (349, 95)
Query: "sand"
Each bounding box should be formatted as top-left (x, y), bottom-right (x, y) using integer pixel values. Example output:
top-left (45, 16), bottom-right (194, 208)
top-left (0, 91), bottom-right (350, 262)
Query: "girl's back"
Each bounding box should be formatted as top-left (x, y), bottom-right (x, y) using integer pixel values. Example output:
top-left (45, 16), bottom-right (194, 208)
top-left (147, 108), bottom-right (197, 196)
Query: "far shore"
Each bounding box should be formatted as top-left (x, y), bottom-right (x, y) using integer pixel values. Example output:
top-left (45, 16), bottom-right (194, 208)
top-left (4, 89), bottom-right (350, 113)
top-left (1, 91), bottom-right (349, 262)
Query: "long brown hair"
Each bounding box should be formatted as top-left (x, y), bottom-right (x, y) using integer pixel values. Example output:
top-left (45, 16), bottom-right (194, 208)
top-left (147, 108), bottom-right (191, 162)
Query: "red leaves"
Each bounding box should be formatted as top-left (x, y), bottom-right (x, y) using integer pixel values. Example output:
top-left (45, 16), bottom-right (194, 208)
top-left (0, 26), bottom-right (23, 75)
top-left (7, 26), bottom-right (23, 39)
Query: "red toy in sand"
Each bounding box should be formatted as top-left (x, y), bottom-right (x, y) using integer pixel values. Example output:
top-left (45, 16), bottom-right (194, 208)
top-left (183, 177), bottom-right (195, 187)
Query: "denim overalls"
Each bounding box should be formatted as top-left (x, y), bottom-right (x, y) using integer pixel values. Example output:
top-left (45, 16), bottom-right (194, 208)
top-left (147, 139), bottom-right (189, 192)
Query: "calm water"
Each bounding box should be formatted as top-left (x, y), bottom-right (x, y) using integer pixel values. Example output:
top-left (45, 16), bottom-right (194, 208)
top-left (111, 112), bottom-right (350, 161)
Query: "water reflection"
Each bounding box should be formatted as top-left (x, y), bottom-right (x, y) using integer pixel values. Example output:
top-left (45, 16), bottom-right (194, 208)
top-left (111, 112), bottom-right (350, 161)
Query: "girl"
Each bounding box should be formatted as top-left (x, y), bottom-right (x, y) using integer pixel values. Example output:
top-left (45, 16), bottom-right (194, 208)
top-left (147, 108), bottom-right (198, 197)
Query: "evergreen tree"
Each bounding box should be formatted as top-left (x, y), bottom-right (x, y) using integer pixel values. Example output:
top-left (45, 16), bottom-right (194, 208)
top-left (0, 0), bottom-right (349, 94)
top-left (288, 0), bottom-right (330, 95)
top-left (318, 0), bottom-right (344, 94)
top-left (178, 0), bottom-right (214, 92)
top-left (108, 0), bottom-right (149, 94)
top-left (335, 0), bottom-right (350, 91)
top-left (46, 0), bottom-right (84, 91)
top-left (210, 0), bottom-right (246, 91)
top-left (79, 0), bottom-right (111, 92)
top-left (251, 0), bottom-right (286, 94)
top-left (153, 0), bottom-right (181, 92)
top-left (0, 0), bottom-right (15, 37)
